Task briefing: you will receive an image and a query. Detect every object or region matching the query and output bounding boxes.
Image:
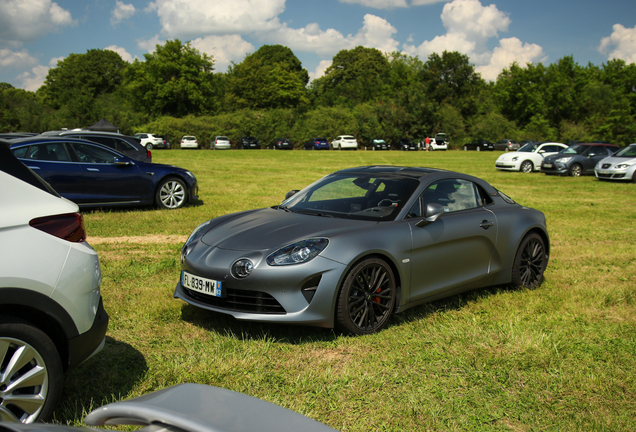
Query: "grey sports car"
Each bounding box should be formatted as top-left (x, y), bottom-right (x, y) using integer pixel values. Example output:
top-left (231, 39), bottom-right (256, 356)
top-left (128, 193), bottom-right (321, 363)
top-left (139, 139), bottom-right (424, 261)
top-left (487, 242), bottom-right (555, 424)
top-left (175, 166), bottom-right (549, 335)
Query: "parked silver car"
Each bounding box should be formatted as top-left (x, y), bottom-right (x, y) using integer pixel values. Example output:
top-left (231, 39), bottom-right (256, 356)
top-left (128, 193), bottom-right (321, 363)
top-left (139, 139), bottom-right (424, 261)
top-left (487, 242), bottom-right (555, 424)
top-left (175, 166), bottom-right (550, 335)
top-left (595, 143), bottom-right (636, 181)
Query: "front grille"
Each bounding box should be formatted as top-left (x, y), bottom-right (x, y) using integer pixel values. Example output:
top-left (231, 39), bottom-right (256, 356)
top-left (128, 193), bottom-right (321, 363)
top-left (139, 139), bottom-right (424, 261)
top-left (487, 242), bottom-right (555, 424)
top-left (184, 287), bottom-right (286, 314)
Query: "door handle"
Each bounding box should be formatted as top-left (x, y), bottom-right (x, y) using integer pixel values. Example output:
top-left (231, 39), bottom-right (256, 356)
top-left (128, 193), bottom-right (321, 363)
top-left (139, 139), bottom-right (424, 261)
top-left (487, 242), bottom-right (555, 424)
top-left (87, 168), bottom-right (99, 172)
top-left (479, 220), bottom-right (494, 229)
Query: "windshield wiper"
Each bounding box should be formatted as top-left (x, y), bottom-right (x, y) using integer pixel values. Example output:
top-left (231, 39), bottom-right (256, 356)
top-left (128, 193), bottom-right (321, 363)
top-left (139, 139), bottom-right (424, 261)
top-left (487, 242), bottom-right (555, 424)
top-left (296, 210), bottom-right (334, 218)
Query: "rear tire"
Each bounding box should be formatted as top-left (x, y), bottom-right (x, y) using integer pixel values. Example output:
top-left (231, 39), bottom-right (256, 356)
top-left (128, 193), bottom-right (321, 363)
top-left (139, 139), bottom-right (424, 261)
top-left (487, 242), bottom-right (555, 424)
top-left (464, 146), bottom-right (468, 151)
top-left (147, 143), bottom-right (153, 150)
top-left (511, 233), bottom-right (548, 289)
top-left (0, 321), bottom-right (63, 423)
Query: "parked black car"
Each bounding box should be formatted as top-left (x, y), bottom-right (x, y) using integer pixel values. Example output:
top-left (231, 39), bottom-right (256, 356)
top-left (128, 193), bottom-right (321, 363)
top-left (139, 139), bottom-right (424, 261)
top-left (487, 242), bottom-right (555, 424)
top-left (42, 130), bottom-right (151, 162)
top-left (366, 138), bottom-right (390, 150)
top-left (304, 137), bottom-right (330, 150)
top-left (272, 138), bottom-right (293, 150)
top-left (464, 140), bottom-right (494, 151)
top-left (0, 132), bottom-right (38, 140)
top-left (541, 143), bottom-right (620, 177)
top-left (396, 138), bottom-right (418, 151)
top-left (240, 136), bottom-right (261, 149)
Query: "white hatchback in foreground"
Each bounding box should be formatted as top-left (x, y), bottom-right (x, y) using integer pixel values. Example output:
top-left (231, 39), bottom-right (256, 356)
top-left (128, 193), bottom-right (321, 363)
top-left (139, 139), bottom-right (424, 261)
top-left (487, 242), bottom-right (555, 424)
top-left (0, 143), bottom-right (108, 423)
top-left (595, 143), bottom-right (636, 182)
top-left (331, 135), bottom-right (358, 150)
top-left (495, 142), bottom-right (568, 173)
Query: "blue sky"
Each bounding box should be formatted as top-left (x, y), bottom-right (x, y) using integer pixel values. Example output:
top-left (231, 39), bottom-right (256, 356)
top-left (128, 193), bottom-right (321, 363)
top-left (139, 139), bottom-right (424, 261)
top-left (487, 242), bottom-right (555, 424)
top-left (1, 0), bottom-right (635, 91)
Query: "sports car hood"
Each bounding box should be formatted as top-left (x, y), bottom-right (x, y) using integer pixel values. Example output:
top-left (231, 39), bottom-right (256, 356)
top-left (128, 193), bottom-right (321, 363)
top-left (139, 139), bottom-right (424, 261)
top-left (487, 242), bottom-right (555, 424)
top-left (200, 208), bottom-right (373, 251)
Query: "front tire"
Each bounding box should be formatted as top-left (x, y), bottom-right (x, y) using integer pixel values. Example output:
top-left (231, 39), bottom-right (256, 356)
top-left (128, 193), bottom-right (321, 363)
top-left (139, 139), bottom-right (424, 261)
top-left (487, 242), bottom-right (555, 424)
top-left (464, 146), bottom-right (468, 151)
top-left (569, 164), bottom-right (582, 177)
top-left (476, 146), bottom-right (481, 152)
top-left (156, 177), bottom-right (187, 209)
top-left (0, 321), bottom-right (63, 423)
top-left (511, 233), bottom-right (548, 289)
top-left (336, 258), bottom-right (396, 335)
top-left (520, 160), bottom-right (534, 173)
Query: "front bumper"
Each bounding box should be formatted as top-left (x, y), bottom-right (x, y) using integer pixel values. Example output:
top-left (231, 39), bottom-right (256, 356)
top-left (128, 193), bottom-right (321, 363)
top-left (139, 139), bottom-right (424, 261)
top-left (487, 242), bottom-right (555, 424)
top-left (174, 246), bottom-right (347, 328)
top-left (541, 162), bottom-right (568, 175)
top-left (595, 169), bottom-right (632, 180)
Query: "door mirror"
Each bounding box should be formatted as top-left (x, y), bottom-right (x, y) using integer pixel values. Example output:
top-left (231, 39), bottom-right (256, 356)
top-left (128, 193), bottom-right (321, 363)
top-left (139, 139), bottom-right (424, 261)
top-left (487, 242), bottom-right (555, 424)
top-left (285, 190), bottom-right (300, 200)
top-left (415, 203), bottom-right (445, 227)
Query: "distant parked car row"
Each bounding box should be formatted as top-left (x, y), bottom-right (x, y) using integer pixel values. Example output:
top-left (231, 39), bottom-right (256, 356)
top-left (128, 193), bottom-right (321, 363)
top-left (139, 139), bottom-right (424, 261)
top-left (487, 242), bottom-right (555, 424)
top-left (495, 141), bottom-right (635, 181)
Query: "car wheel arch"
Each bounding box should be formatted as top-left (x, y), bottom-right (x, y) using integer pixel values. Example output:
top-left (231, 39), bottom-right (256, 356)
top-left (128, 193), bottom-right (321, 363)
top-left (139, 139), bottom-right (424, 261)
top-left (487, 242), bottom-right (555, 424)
top-left (0, 295), bottom-right (73, 371)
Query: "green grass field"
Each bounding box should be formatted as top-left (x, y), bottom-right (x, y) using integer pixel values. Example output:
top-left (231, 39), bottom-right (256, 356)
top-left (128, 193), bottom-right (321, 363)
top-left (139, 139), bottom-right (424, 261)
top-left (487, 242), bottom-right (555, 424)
top-left (60, 149), bottom-right (635, 431)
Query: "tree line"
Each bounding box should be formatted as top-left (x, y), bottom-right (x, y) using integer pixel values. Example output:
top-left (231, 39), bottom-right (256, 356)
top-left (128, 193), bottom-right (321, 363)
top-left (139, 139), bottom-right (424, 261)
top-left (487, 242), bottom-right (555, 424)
top-left (1, 40), bottom-right (635, 148)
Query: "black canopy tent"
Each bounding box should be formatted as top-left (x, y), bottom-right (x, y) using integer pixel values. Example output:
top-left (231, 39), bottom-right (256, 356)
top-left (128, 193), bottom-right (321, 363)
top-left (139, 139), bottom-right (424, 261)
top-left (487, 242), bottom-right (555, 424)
top-left (87, 118), bottom-right (119, 133)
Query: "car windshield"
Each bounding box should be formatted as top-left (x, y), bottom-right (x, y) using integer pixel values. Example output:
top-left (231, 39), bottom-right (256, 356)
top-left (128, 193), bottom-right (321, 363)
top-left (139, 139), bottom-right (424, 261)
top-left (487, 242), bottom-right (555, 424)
top-left (279, 173), bottom-right (420, 221)
top-left (614, 145), bottom-right (636, 157)
top-left (561, 144), bottom-right (588, 155)
top-left (374, 140), bottom-right (385, 144)
top-left (517, 143), bottom-right (539, 152)
top-left (217, 136), bottom-right (228, 140)
top-left (315, 138), bottom-right (327, 141)
top-left (342, 136), bottom-right (354, 139)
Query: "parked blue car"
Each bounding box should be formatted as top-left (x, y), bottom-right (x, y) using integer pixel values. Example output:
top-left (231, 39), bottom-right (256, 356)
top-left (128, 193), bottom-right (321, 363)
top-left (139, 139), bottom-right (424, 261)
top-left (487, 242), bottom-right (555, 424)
top-left (9, 137), bottom-right (198, 209)
top-left (304, 137), bottom-right (330, 150)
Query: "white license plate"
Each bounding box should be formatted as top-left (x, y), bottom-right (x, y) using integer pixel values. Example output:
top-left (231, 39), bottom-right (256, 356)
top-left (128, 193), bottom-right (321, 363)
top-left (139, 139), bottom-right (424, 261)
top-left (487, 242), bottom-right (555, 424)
top-left (181, 271), bottom-right (222, 297)
top-left (543, 163), bottom-right (552, 168)
top-left (599, 170), bottom-right (609, 174)
top-left (496, 162), bottom-right (504, 166)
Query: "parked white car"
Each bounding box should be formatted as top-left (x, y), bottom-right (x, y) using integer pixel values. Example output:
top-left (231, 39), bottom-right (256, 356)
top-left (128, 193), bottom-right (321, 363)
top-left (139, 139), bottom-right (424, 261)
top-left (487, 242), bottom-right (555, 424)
top-left (595, 143), bottom-right (636, 182)
top-left (430, 133), bottom-right (448, 151)
top-left (331, 135), bottom-right (358, 150)
top-left (133, 133), bottom-right (163, 150)
top-left (212, 136), bottom-right (230, 150)
top-left (180, 135), bottom-right (199, 149)
top-left (495, 142), bottom-right (568, 173)
top-left (0, 143), bottom-right (108, 423)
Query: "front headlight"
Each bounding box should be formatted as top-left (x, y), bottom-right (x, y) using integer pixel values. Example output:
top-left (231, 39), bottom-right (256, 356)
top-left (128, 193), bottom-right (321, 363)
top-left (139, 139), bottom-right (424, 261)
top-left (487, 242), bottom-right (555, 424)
top-left (185, 171), bottom-right (195, 178)
top-left (557, 157), bottom-right (573, 163)
top-left (512, 156), bottom-right (519, 161)
top-left (615, 163), bottom-right (632, 169)
top-left (185, 220), bottom-right (211, 245)
top-left (267, 238), bottom-right (329, 266)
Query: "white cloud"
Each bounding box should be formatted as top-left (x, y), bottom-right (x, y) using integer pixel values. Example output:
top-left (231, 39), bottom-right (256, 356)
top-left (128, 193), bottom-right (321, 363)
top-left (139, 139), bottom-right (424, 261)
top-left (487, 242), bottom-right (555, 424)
top-left (403, 0), bottom-right (543, 80)
top-left (0, 0), bottom-right (74, 46)
top-left (17, 64), bottom-right (50, 91)
top-left (0, 49), bottom-right (38, 69)
top-left (337, 0), bottom-right (408, 8)
top-left (153, 0), bottom-right (285, 38)
top-left (476, 37), bottom-right (546, 81)
top-left (137, 35), bottom-right (165, 53)
top-left (105, 45), bottom-right (135, 63)
top-left (190, 35), bottom-right (254, 72)
top-left (111, 1), bottom-right (136, 25)
top-left (266, 14), bottom-right (399, 58)
top-left (309, 60), bottom-right (333, 81)
top-left (599, 24), bottom-right (636, 64)
top-left (48, 56), bottom-right (64, 67)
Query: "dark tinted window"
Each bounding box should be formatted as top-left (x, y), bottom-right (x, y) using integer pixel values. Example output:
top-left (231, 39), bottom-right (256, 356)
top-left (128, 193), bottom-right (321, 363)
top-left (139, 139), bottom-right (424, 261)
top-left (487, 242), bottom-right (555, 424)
top-left (72, 143), bottom-right (118, 164)
top-left (20, 143), bottom-right (70, 161)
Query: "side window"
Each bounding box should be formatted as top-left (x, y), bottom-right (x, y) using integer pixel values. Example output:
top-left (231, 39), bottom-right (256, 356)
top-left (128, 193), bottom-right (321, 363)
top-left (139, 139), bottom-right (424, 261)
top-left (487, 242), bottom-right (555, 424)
top-left (115, 139), bottom-right (135, 152)
top-left (420, 179), bottom-right (482, 213)
top-left (21, 143), bottom-right (69, 161)
top-left (12, 147), bottom-right (28, 158)
top-left (72, 143), bottom-right (118, 164)
top-left (82, 135), bottom-right (115, 150)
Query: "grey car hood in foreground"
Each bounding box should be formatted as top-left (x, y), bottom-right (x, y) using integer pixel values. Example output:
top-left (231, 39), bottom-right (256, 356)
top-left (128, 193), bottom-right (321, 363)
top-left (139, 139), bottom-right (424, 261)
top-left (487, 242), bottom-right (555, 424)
top-left (201, 208), bottom-right (374, 251)
top-left (4, 384), bottom-right (337, 432)
top-left (85, 383), bottom-right (337, 432)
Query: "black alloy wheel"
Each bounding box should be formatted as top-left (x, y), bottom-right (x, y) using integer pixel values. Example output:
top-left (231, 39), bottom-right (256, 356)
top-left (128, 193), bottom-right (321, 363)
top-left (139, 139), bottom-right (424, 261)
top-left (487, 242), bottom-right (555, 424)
top-left (336, 258), bottom-right (396, 335)
top-left (511, 233), bottom-right (548, 288)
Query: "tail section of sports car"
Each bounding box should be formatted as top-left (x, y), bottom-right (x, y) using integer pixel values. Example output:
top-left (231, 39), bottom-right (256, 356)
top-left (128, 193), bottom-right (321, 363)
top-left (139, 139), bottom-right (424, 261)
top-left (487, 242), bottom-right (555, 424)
top-left (175, 166), bottom-right (550, 335)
